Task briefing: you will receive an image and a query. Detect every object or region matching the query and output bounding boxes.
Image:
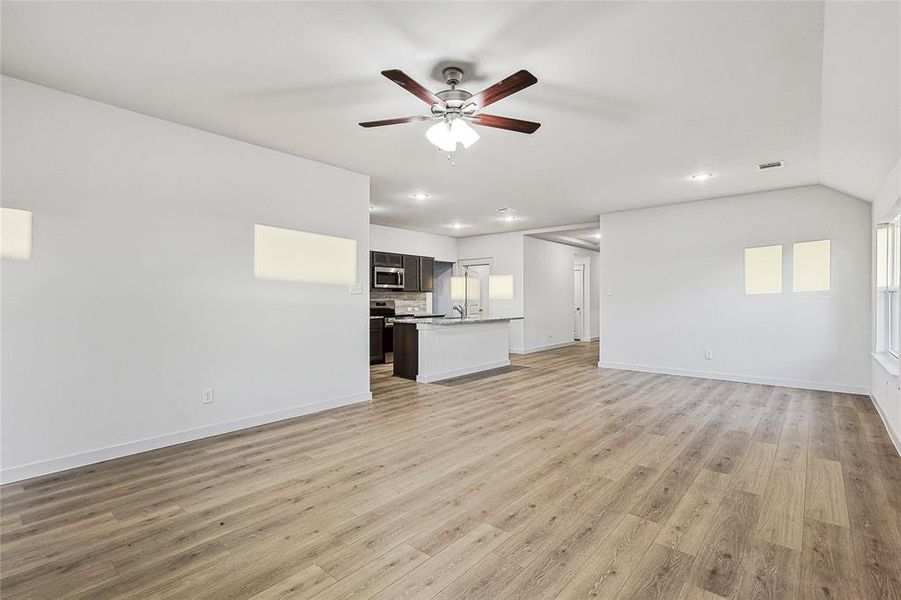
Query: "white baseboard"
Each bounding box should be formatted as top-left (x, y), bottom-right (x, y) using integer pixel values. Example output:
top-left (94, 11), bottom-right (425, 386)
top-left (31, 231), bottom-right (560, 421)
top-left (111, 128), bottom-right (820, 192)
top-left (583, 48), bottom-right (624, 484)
top-left (521, 341), bottom-right (576, 355)
top-left (0, 391), bottom-right (372, 484)
top-left (416, 360), bottom-right (511, 383)
top-left (870, 394), bottom-right (901, 457)
top-left (597, 361), bottom-right (869, 395)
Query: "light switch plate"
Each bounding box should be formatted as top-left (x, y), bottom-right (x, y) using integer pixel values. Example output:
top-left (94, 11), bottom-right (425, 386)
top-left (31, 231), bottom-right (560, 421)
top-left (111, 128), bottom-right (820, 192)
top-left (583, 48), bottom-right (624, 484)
top-left (348, 283), bottom-right (363, 295)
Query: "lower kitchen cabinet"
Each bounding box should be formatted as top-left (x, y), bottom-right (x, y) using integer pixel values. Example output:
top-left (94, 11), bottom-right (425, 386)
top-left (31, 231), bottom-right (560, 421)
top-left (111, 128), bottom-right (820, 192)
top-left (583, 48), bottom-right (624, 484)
top-left (369, 318), bottom-right (385, 364)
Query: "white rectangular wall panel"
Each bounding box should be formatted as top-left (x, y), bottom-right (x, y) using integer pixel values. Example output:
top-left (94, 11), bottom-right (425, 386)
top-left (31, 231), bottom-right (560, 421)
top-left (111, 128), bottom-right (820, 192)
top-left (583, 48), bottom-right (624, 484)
top-left (0, 207), bottom-right (32, 260)
top-left (745, 244), bottom-right (783, 294)
top-left (792, 239), bottom-right (831, 292)
top-left (254, 224), bottom-right (357, 285)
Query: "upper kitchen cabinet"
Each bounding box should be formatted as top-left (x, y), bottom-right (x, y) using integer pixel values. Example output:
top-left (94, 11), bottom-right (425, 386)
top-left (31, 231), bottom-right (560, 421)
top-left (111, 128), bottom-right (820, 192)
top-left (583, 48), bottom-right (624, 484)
top-left (403, 254), bottom-right (420, 292)
top-left (370, 251), bottom-right (435, 292)
top-left (419, 256), bottom-right (434, 292)
top-left (371, 251), bottom-right (403, 268)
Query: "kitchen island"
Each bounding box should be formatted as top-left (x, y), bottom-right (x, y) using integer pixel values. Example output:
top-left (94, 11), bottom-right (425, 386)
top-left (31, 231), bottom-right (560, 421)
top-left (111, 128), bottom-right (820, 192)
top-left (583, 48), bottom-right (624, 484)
top-left (392, 316), bottom-right (524, 383)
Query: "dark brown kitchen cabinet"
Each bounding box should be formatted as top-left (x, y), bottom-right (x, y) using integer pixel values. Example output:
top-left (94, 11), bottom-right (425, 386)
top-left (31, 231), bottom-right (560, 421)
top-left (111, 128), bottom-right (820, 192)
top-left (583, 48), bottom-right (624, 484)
top-left (419, 256), bottom-right (434, 292)
top-left (403, 254), bottom-right (420, 292)
top-left (369, 318), bottom-right (384, 364)
top-left (371, 252), bottom-right (403, 268)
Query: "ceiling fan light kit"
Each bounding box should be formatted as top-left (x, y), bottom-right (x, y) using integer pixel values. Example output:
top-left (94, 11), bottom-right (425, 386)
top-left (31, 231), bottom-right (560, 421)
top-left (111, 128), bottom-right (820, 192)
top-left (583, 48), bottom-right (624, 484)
top-left (360, 66), bottom-right (540, 164)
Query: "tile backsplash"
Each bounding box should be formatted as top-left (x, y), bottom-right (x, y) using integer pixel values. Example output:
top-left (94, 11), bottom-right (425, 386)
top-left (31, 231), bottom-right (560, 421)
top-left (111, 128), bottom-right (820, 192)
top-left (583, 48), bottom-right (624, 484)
top-left (371, 291), bottom-right (430, 315)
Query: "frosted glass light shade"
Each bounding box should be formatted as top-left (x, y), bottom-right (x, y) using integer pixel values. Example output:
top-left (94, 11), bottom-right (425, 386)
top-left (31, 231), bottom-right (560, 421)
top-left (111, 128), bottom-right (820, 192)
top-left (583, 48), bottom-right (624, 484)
top-left (489, 274), bottom-right (515, 300)
top-left (793, 240), bottom-right (831, 292)
top-left (0, 207), bottom-right (32, 260)
top-left (744, 245), bottom-right (782, 295)
top-left (254, 224), bottom-right (357, 284)
top-left (451, 276), bottom-right (466, 301)
top-left (451, 119), bottom-right (480, 149)
top-left (426, 121), bottom-right (457, 152)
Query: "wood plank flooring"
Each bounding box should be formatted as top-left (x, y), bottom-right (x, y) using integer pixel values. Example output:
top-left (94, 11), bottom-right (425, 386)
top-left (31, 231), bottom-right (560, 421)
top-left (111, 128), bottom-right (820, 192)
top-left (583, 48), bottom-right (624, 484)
top-left (2, 342), bottom-right (900, 599)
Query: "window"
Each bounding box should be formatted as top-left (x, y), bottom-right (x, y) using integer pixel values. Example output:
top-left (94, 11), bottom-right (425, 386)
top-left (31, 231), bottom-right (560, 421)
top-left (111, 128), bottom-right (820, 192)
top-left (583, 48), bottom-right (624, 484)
top-left (877, 217), bottom-right (900, 357)
top-left (0, 207), bottom-right (32, 260)
top-left (253, 224), bottom-right (357, 284)
top-left (488, 274), bottom-right (515, 300)
top-left (792, 240), bottom-right (831, 292)
top-left (744, 245), bottom-right (782, 295)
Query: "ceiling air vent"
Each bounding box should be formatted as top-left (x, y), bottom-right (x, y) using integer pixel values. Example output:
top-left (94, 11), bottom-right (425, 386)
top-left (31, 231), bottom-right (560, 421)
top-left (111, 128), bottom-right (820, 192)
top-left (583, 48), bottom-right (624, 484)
top-left (757, 160), bottom-right (784, 171)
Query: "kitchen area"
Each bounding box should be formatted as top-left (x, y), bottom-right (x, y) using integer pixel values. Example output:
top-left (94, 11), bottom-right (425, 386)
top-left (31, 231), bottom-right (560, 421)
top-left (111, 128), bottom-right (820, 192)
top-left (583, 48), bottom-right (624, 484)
top-left (369, 250), bottom-right (449, 365)
top-left (369, 247), bottom-right (522, 383)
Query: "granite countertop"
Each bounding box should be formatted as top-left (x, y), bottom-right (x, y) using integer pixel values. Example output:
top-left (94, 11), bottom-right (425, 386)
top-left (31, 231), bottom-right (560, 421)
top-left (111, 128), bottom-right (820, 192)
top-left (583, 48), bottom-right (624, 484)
top-left (393, 316), bottom-right (524, 326)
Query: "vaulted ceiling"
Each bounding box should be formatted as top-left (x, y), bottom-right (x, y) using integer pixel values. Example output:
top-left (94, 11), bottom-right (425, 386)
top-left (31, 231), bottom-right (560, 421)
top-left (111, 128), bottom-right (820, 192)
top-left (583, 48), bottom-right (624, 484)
top-left (2, 2), bottom-right (898, 236)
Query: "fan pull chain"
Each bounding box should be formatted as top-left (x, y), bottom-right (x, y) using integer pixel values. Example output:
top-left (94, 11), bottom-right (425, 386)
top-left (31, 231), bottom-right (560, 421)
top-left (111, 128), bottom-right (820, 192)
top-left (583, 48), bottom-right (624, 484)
top-left (447, 152), bottom-right (456, 167)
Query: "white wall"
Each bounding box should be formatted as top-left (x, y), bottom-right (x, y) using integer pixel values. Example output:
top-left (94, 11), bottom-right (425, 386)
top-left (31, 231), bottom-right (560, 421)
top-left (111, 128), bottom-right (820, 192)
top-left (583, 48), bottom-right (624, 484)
top-left (0, 77), bottom-right (372, 482)
top-left (369, 223), bottom-right (457, 263)
top-left (599, 185), bottom-right (871, 394)
top-left (457, 232), bottom-right (525, 351)
top-left (523, 237), bottom-right (576, 352)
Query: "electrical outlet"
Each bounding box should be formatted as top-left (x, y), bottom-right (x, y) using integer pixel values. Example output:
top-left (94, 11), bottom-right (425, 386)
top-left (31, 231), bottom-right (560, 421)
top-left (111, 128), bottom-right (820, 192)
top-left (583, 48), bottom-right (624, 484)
top-left (202, 388), bottom-right (214, 404)
top-left (705, 349), bottom-right (713, 360)
top-left (606, 288), bottom-right (614, 296)
top-left (348, 283), bottom-right (363, 295)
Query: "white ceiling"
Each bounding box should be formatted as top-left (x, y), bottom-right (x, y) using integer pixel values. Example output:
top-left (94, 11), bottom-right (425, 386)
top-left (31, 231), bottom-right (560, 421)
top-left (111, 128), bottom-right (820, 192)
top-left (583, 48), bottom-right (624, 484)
top-left (0, 1), bottom-right (848, 236)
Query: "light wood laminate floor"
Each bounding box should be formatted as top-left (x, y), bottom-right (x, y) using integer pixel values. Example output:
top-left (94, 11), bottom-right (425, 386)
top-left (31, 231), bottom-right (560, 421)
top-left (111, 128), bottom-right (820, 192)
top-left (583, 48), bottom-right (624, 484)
top-left (2, 342), bottom-right (901, 599)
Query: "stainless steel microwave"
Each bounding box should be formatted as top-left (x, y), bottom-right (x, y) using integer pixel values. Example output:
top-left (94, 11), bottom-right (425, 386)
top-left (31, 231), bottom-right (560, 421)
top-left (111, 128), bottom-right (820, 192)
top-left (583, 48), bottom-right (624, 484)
top-left (373, 266), bottom-right (405, 289)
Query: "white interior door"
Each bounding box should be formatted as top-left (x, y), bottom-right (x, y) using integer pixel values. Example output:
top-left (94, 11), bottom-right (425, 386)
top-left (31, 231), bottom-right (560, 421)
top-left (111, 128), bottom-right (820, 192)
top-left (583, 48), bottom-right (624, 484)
top-left (574, 266), bottom-right (585, 340)
top-left (464, 264), bottom-right (490, 317)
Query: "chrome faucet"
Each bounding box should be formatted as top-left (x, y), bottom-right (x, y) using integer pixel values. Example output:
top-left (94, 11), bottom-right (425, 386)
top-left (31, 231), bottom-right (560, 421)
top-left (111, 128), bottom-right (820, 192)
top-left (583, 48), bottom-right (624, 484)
top-left (452, 305), bottom-right (465, 318)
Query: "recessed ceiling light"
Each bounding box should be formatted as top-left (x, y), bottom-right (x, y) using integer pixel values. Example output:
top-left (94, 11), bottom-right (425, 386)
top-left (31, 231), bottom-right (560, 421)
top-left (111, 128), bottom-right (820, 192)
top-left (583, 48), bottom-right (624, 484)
top-left (594, 233), bottom-right (602, 239)
top-left (450, 222), bottom-right (463, 230)
top-left (411, 192), bottom-right (429, 201)
top-left (690, 172), bottom-right (713, 182)
top-left (497, 207), bottom-right (517, 222)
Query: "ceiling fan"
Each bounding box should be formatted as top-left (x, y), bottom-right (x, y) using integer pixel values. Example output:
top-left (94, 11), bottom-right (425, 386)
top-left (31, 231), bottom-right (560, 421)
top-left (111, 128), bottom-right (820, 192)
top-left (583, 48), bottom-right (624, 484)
top-left (359, 67), bottom-right (540, 158)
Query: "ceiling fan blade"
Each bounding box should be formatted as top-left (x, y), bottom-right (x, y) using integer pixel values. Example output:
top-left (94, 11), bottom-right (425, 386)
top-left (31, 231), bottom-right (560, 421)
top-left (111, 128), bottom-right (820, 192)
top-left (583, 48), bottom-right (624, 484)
top-left (463, 70), bottom-right (538, 110)
top-left (381, 70), bottom-right (446, 107)
top-left (359, 115), bottom-right (432, 128)
top-left (469, 114), bottom-right (541, 134)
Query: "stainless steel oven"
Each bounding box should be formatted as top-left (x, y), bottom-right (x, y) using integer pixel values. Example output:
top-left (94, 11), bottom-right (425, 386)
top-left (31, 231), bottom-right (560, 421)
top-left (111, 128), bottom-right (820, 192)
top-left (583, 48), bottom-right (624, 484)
top-left (373, 266), bottom-right (405, 289)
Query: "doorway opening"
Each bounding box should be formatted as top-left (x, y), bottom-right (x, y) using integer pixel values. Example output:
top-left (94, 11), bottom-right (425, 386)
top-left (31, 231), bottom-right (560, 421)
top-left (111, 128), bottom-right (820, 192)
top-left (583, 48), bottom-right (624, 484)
top-left (573, 263), bottom-right (587, 341)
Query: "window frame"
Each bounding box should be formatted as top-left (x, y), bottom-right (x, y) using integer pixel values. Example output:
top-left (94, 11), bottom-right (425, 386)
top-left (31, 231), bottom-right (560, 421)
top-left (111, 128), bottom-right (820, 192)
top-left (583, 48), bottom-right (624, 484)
top-left (877, 217), bottom-right (900, 358)
top-left (744, 243), bottom-right (784, 295)
top-left (791, 239), bottom-right (832, 293)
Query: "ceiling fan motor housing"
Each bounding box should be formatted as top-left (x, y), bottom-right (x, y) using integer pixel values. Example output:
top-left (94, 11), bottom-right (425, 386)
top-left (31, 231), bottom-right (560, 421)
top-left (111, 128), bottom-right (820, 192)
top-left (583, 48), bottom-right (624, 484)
top-left (441, 66), bottom-right (464, 86)
top-left (434, 67), bottom-right (473, 116)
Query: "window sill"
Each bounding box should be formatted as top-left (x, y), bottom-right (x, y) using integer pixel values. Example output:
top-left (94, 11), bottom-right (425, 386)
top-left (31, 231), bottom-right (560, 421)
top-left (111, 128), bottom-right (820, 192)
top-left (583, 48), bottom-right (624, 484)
top-left (872, 352), bottom-right (900, 377)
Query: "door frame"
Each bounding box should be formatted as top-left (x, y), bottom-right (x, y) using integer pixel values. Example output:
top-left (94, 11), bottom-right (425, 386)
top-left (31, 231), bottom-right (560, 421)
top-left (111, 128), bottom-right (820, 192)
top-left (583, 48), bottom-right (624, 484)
top-left (573, 256), bottom-right (592, 342)
top-left (456, 258), bottom-right (493, 317)
top-left (573, 264), bottom-right (587, 341)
